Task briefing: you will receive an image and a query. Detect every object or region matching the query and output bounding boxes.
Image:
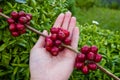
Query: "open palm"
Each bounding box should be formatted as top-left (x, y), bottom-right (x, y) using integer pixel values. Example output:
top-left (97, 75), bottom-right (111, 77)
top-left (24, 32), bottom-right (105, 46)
top-left (30, 11), bottom-right (79, 80)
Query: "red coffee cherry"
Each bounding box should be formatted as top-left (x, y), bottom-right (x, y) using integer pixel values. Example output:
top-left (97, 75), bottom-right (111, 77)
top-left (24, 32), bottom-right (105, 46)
top-left (50, 27), bottom-right (59, 34)
top-left (11, 32), bottom-right (19, 37)
top-left (45, 37), bottom-right (53, 47)
top-left (11, 11), bottom-right (18, 20)
top-left (81, 45), bottom-right (90, 54)
top-left (18, 11), bottom-right (26, 17)
top-left (55, 40), bottom-right (61, 46)
top-left (58, 30), bottom-right (66, 40)
top-left (64, 38), bottom-right (71, 45)
top-left (76, 53), bottom-right (86, 62)
top-left (50, 34), bottom-right (57, 41)
top-left (46, 46), bottom-right (52, 52)
top-left (75, 62), bottom-right (84, 70)
top-left (94, 53), bottom-right (102, 63)
top-left (16, 23), bottom-right (25, 31)
top-left (59, 46), bottom-right (65, 51)
top-left (26, 22), bottom-right (30, 25)
top-left (26, 13), bottom-right (32, 20)
top-left (19, 16), bottom-right (27, 24)
top-left (9, 23), bottom-right (16, 32)
top-left (87, 52), bottom-right (95, 61)
top-left (90, 45), bottom-right (98, 54)
top-left (88, 63), bottom-right (97, 71)
top-left (51, 46), bottom-right (59, 56)
top-left (7, 18), bottom-right (15, 24)
top-left (19, 29), bottom-right (26, 34)
top-left (62, 29), bottom-right (69, 38)
top-left (81, 66), bottom-right (89, 74)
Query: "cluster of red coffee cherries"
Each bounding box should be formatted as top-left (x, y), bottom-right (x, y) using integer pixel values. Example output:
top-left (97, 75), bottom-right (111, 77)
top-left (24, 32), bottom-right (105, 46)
top-left (45, 27), bottom-right (71, 56)
top-left (75, 45), bottom-right (102, 74)
top-left (7, 11), bottom-right (32, 37)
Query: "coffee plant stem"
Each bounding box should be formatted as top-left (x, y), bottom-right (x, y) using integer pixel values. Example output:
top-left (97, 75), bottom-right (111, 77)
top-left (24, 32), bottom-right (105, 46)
top-left (96, 64), bottom-right (120, 80)
top-left (0, 12), bottom-right (119, 80)
top-left (25, 24), bottom-right (47, 37)
top-left (0, 12), bottom-right (9, 19)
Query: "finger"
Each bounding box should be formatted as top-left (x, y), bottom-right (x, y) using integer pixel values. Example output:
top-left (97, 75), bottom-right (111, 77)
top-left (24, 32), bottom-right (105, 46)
top-left (52, 13), bottom-right (65, 28)
top-left (68, 17), bottom-right (76, 38)
top-left (62, 11), bottom-right (72, 30)
top-left (34, 30), bottom-right (48, 48)
top-left (59, 27), bottom-right (79, 58)
top-left (71, 27), bottom-right (79, 49)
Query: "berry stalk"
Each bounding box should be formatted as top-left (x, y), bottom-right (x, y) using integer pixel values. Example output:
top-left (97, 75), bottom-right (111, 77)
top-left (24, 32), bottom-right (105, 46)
top-left (25, 24), bottom-right (47, 37)
top-left (96, 64), bottom-right (120, 80)
top-left (0, 12), bottom-right (120, 80)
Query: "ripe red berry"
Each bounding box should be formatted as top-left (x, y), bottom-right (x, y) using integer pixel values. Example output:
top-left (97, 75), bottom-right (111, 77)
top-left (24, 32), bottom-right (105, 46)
top-left (81, 66), bottom-right (89, 74)
top-left (64, 38), bottom-right (71, 45)
top-left (88, 63), bottom-right (97, 71)
top-left (0, 8), bottom-right (3, 12)
top-left (45, 37), bottom-right (53, 47)
top-left (94, 53), bottom-right (102, 63)
top-left (50, 27), bottom-right (59, 34)
top-left (7, 18), bottom-right (15, 24)
top-left (50, 34), bottom-right (57, 41)
top-left (51, 46), bottom-right (59, 56)
top-left (26, 22), bottom-right (30, 25)
top-left (19, 16), bottom-right (27, 24)
top-left (16, 23), bottom-right (25, 31)
top-left (46, 46), bottom-right (52, 52)
top-left (55, 40), bottom-right (61, 46)
top-left (19, 29), bottom-right (26, 34)
top-left (90, 45), bottom-right (98, 54)
top-left (11, 32), bottom-right (19, 37)
top-left (75, 62), bottom-right (84, 70)
top-left (26, 13), bottom-right (32, 20)
top-left (76, 53), bottom-right (86, 62)
top-left (11, 11), bottom-right (18, 20)
top-left (59, 46), bottom-right (65, 51)
top-left (9, 23), bottom-right (16, 31)
top-left (62, 29), bottom-right (70, 38)
top-left (61, 29), bottom-right (70, 37)
top-left (18, 11), bottom-right (26, 17)
top-left (87, 52), bottom-right (95, 61)
top-left (81, 45), bottom-right (90, 54)
top-left (58, 30), bottom-right (66, 40)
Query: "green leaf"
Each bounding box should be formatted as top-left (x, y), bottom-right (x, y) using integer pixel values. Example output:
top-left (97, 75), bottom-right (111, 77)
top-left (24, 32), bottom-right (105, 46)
top-left (11, 63), bottom-right (28, 67)
top-left (0, 44), bottom-right (7, 52)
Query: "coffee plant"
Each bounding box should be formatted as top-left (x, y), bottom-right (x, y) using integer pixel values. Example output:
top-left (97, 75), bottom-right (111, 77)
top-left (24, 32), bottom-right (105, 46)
top-left (0, 0), bottom-right (120, 80)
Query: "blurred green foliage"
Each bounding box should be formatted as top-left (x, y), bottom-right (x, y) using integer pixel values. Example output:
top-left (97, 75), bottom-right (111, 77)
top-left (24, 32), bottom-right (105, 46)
top-left (68, 0), bottom-right (120, 31)
top-left (0, 0), bottom-right (120, 80)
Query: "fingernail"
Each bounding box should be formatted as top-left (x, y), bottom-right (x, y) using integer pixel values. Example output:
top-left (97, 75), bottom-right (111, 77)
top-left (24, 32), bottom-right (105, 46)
top-left (59, 13), bottom-right (64, 16)
top-left (72, 16), bottom-right (76, 20)
top-left (66, 11), bottom-right (71, 15)
top-left (67, 11), bottom-right (71, 13)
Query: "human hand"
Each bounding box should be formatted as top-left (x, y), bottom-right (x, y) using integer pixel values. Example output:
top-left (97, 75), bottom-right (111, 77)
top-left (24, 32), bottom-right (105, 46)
top-left (30, 11), bottom-right (79, 80)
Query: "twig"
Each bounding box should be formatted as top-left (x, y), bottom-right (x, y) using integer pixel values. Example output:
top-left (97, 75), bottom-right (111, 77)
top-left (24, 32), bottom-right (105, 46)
top-left (25, 24), bottom-right (47, 37)
top-left (96, 64), bottom-right (120, 80)
top-left (0, 12), bottom-right (120, 80)
top-left (0, 12), bottom-right (9, 19)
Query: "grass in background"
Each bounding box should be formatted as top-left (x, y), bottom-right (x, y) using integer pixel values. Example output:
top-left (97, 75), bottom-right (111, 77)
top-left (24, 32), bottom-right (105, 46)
top-left (73, 7), bottom-right (120, 31)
